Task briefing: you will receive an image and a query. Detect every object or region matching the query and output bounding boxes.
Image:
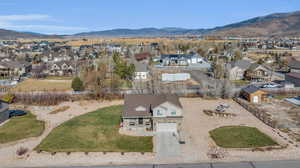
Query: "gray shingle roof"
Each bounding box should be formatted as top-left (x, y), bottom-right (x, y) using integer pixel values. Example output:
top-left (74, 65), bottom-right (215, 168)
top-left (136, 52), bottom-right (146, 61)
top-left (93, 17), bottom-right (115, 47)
top-left (288, 60), bottom-right (300, 70)
top-left (242, 85), bottom-right (260, 94)
top-left (134, 62), bottom-right (148, 72)
top-left (230, 60), bottom-right (252, 69)
top-left (0, 61), bottom-right (30, 69)
top-left (286, 72), bottom-right (300, 79)
top-left (123, 94), bottom-right (182, 118)
top-left (248, 63), bottom-right (260, 70)
top-left (0, 101), bottom-right (8, 114)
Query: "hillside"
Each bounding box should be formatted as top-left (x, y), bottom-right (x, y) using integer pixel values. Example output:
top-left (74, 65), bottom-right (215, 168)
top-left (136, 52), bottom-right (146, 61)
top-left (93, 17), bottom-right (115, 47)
top-left (74, 27), bottom-right (209, 37)
top-left (74, 11), bottom-right (300, 37)
top-left (212, 11), bottom-right (300, 37)
top-left (0, 29), bottom-right (60, 40)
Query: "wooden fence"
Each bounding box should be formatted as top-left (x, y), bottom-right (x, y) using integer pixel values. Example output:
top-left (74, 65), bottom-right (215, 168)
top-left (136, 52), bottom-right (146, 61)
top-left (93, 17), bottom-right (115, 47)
top-left (262, 87), bottom-right (300, 97)
top-left (234, 98), bottom-right (277, 128)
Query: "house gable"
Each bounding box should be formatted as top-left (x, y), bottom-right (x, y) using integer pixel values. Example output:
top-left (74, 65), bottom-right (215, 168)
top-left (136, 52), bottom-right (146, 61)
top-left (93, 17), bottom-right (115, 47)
top-left (153, 101), bottom-right (183, 118)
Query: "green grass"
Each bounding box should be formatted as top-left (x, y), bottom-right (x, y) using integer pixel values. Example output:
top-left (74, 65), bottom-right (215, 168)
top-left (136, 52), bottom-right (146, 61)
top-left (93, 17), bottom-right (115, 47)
top-left (120, 80), bottom-right (133, 88)
top-left (273, 95), bottom-right (288, 100)
top-left (209, 126), bottom-right (277, 148)
top-left (0, 112), bottom-right (45, 144)
top-left (232, 80), bottom-right (250, 86)
top-left (36, 105), bottom-right (153, 152)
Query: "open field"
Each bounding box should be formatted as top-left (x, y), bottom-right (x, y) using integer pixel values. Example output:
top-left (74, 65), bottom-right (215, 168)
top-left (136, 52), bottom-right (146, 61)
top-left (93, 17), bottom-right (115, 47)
top-left (36, 105), bottom-right (153, 152)
top-left (12, 79), bottom-right (72, 92)
top-left (45, 76), bottom-right (74, 80)
top-left (0, 112), bottom-right (45, 144)
top-left (209, 126), bottom-right (277, 148)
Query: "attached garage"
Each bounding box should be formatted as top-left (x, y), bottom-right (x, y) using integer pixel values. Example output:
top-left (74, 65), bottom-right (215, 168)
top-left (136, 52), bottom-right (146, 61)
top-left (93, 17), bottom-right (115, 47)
top-left (156, 123), bottom-right (177, 132)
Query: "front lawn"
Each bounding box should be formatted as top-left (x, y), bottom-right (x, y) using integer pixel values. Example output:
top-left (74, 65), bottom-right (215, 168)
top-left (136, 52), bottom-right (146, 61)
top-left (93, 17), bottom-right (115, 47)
top-left (36, 105), bottom-right (153, 152)
top-left (209, 126), bottom-right (277, 148)
top-left (0, 112), bottom-right (45, 144)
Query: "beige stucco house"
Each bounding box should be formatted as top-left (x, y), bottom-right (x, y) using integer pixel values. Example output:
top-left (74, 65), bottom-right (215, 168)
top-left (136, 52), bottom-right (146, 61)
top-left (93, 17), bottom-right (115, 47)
top-left (122, 94), bottom-right (183, 134)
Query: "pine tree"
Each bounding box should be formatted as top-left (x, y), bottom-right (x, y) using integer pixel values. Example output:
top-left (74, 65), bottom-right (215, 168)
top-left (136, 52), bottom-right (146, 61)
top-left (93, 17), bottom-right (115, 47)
top-left (71, 77), bottom-right (84, 91)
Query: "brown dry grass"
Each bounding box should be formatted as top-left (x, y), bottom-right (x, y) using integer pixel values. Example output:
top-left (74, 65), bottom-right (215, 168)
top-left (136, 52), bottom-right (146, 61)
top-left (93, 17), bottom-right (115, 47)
top-left (246, 52), bottom-right (271, 61)
top-left (50, 106), bottom-right (70, 114)
top-left (12, 79), bottom-right (72, 92)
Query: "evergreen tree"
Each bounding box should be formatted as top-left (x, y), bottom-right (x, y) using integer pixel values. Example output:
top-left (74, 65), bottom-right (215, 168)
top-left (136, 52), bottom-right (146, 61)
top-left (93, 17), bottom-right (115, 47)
top-left (71, 77), bottom-right (84, 91)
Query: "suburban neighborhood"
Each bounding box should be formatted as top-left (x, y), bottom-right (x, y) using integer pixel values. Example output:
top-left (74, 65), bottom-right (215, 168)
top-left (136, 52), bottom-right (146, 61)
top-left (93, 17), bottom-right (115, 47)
top-left (1, 1), bottom-right (300, 168)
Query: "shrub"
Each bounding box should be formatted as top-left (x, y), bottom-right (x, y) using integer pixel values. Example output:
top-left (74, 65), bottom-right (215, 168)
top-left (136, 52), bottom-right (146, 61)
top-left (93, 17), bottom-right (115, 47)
top-left (16, 147), bottom-right (28, 156)
top-left (71, 77), bottom-right (84, 92)
top-left (1, 93), bottom-right (15, 103)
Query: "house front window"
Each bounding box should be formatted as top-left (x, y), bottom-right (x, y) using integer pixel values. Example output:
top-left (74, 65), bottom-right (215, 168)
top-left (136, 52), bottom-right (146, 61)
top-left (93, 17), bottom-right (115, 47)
top-left (129, 122), bottom-right (135, 126)
top-left (138, 118), bottom-right (143, 125)
top-left (157, 110), bottom-right (163, 116)
top-left (171, 111), bottom-right (176, 115)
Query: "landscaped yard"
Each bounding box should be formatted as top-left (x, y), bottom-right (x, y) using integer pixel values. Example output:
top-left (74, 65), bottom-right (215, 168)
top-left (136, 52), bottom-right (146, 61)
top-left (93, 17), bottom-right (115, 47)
top-left (36, 105), bottom-right (153, 152)
top-left (0, 112), bottom-right (45, 144)
top-left (12, 79), bottom-right (72, 92)
top-left (209, 126), bottom-right (278, 148)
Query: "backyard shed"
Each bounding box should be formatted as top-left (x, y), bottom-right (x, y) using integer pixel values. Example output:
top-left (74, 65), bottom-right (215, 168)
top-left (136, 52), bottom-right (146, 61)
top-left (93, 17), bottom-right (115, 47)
top-left (241, 85), bottom-right (267, 104)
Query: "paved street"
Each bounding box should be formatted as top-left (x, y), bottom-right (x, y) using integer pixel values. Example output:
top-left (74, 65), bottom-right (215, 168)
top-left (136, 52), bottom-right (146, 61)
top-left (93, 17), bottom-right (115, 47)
top-left (155, 132), bottom-right (181, 158)
top-left (24, 160), bottom-right (300, 168)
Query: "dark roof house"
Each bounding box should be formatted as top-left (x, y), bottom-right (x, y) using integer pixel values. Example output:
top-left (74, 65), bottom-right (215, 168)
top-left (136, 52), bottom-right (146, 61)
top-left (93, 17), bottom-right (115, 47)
top-left (286, 72), bottom-right (300, 87)
top-left (123, 94), bottom-right (182, 118)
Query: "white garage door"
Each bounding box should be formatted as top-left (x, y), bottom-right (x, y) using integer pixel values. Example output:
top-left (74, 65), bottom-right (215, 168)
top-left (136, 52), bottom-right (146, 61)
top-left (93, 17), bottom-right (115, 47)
top-left (157, 123), bottom-right (177, 132)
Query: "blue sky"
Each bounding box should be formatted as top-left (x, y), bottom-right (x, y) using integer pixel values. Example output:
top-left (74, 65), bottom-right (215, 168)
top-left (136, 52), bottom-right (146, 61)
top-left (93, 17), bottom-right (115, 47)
top-left (0, 0), bottom-right (299, 35)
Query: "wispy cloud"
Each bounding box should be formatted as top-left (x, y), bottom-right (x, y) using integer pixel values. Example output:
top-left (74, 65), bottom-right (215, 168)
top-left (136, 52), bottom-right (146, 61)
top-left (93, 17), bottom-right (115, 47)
top-left (0, 14), bottom-right (88, 34)
top-left (0, 14), bottom-right (50, 22)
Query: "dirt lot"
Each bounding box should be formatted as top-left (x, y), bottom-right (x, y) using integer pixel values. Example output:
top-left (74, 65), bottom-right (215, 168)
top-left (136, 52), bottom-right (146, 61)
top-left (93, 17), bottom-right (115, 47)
top-left (258, 99), bottom-right (300, 142)
top-left (180, 98), bottom-right (300, 162)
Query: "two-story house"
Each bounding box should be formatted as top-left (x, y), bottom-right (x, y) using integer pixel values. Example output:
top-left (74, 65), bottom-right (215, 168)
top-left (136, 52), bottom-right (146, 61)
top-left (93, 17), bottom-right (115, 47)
top-left (0, 61), bottom-right (32, 79)
top-left (227, 59), bottom-right (252, 80)
top-left (245, 64), bottom-right (270, 82)
top-left (122, 94), bottom-right (183, 133)
top-left (288, 60), bottom-right (300, 73)
top-left (134, 62), bottom-right (149, 80)
top-left (47, 61), bottom-right (76, 76)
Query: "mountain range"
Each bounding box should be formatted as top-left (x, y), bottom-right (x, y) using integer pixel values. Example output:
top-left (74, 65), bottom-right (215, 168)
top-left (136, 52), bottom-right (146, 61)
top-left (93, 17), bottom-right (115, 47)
top-left (0, 29), bottom-right (60, 40)
top-left (1, 10), bottom-right (300, 39)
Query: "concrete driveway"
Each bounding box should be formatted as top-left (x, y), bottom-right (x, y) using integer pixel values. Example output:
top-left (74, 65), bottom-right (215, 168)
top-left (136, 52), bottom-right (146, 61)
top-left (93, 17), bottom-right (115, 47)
top-left (155, 132), bottom-right (181, 158)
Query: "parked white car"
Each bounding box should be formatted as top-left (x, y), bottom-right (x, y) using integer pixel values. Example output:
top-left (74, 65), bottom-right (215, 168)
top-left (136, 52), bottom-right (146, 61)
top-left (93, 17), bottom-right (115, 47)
top-left (261, 83), bottom-right (280, 88)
